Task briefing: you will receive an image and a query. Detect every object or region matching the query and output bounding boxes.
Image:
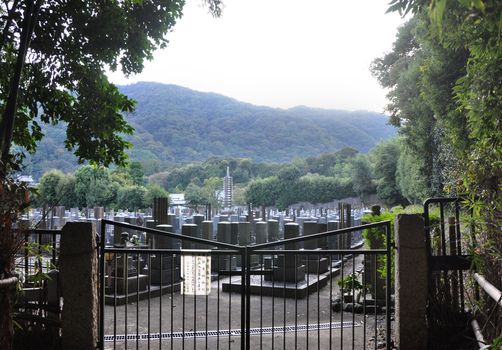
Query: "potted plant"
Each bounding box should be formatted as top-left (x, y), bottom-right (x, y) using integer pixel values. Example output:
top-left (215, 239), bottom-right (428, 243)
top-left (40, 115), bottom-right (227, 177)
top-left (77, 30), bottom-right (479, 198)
top-left (337, 273), bottom-right (364, 303)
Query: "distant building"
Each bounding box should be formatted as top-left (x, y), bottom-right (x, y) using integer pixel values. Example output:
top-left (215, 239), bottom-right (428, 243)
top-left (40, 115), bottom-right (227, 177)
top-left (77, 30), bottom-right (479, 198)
top-left (223, 167), bottom-right (233, 208)
top-left (169, 193), bottom-right (186, 206)
top-left (16, 175), bottom-right (35, 187)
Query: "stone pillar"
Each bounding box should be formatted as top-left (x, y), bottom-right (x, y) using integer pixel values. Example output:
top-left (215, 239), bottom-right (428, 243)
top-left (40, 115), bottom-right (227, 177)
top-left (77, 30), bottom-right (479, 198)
top-left (93, 207), bottom-right (104, 236)
top-left (59, 222), bottom-right (98, 350)
top-left (238, 222), bottom-right (251, 246)
top-left (202, 221), bottom-right (213, 241)
top-left (152, 224), bottom-right (179, 285)
top-left (112, 215), bottom-right (124, 246)
top-left (167, 213), bottom-right (177, 233)
top-left (181, 224), bottom-right (198, 249)
top-left (230, 222), bottom-right (239, 245)
top-left (155, 224), bottom-right (175, 249)
top-left (216, 222), bottom-right (236, 271)
top-left (273, 223), bottom-right (305, 282)
top-left (303, 222), bottom-right (329, 273)
top-left (255, 221), bottom-right (268, 244)
top-left (145, 220), bottom-right (155, 247)
top-left (327, 221), bottom-right (339, 250)
top-left (192, 214), bottom-right (204, 238)
top-left (395, 214), bottom-right (427, 350)
top-left (267, 219), bottom-right (279, 243)
top-left (153, 197), bottom-right (169, 225)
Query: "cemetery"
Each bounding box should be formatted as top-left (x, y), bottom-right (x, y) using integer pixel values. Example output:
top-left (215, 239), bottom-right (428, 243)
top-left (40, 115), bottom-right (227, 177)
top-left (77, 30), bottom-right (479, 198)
top-left (14, 197), bottom-right (397, 350)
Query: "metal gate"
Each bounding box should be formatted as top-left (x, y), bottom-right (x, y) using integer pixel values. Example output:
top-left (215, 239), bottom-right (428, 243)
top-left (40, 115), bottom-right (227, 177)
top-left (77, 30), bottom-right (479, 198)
top-left (98, 219), bottom-right (393, 350)
top-left (423, 197), bottom-right (474, 349)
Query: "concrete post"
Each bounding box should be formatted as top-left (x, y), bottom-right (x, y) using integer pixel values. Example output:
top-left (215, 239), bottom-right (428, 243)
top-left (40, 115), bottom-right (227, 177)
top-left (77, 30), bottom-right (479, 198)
top-left (59, 222), bottom-right (98, 350)
top-left (395, 214), bottom-right (427, 350)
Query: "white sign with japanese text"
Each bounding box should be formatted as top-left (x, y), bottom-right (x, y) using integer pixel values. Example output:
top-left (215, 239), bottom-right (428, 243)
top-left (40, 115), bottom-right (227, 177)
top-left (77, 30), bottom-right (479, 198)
top-left (180, 250), bottom-right (211, 295)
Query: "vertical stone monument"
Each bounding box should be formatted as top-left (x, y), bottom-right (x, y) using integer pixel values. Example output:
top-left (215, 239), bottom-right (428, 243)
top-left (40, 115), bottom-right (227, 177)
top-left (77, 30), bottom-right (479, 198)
top-left (273, 223), bottom-right (305, 282)
top-left (216, 222), bottom-right (236, 271)
top-left (149, 224), bottom-right (180, 285)
top-left (303, 222), bottom-right (329, 274)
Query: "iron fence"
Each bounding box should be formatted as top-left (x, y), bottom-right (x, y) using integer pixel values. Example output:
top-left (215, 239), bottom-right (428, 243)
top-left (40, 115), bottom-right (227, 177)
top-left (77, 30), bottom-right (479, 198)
top-left (98, 219), bottom-right (393, 350)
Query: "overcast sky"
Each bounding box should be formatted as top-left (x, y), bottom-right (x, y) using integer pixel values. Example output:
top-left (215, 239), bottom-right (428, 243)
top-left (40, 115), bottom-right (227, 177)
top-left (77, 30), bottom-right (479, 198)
top-left (108, 0), bottom-right (405, 113)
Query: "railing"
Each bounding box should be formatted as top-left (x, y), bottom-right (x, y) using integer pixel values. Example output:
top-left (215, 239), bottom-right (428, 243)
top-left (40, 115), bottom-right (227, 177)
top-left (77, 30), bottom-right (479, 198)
top-left (471, 273), bottom-right (502, 349)
top-left (13, 228), bottom-right (63, 333)
top-left (98, 219), bottom-right (393, 350)
top-left (15, 228), bottom-right (62, 283)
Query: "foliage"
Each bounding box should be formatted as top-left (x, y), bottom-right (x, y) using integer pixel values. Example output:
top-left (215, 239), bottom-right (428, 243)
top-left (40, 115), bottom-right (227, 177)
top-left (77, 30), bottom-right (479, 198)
top-left (116, 185), bottom-right (148, 211)
top-left (0, 166), bottom-right (29, 276)
top-left (382, 0), bottom-right (502, 342)
top-left (362, 211), bottom-right (395, 286)
top-left (127, 161), bottom-right (145, 186)
top-left (74, 165), bottom-right (114, 208)
top-left (396, 143), bottom-right (430, 203)
top-left (0, 164), bottom-right (30, 350)
top-left (23, 83), bottom-right (396, 178)
top-left (351, 155), bottom-right (375, 201)
top-left (337, 273), bottom-right (364, 296)
top-left (184, 182), bottom-right (207, 209)
top-left (37, 170), bottom-right (65, 207)
top-left (144, 183), bottom-right (168, 207)
top-left (371, 139), bottom-right (408, 206)
top-left (245, 173), bottom-right (355, 210)
top-left (22, 242), bottom-right (54, 287)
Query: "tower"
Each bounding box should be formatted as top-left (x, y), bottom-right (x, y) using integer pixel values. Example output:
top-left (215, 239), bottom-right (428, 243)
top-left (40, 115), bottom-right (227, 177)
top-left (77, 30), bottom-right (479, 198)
top-left (223, 166), bottom-right (233, 208)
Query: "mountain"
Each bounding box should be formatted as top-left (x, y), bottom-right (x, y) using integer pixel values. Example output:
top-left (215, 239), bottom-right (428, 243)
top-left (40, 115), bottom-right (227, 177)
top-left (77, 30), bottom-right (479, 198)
top-left (24, 82), bottom-right (396, 178)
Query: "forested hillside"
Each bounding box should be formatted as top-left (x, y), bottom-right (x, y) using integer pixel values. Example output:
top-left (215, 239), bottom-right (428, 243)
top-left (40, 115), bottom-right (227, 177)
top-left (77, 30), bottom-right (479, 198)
top-left (23, 82), bottom-right (395, 179)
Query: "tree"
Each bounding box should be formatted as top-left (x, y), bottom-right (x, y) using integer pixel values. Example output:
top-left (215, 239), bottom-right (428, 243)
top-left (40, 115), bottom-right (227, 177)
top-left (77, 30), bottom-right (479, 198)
top-left (128, 161), bottom-right (145, 185)
top-left (74, 165), bottom-right (114, 208)
top-left (383, 0), bottom-right (502, 342)
top-left (245, 177), bottom-right (281, 208)
top-left (57, 174), bottom-right (78, 208)
top-left (371, 140), bottom-right (407, 206)
top-left (202, 177), bottom-right (223, 210)
top-left (351, 156), bottom-right (375, 201)
top-left (116, 185), bottom-right (147, 211)
top-left (0, 0), bottom-right (222, 167)
top-left (184, 182), bottom-right (207, 209)
top-left (0, 2), bottom-right (223, 348)
top-left (144, 183), bottom-right (168, 207)
top-left (37, 169), bottom-right (65, 206)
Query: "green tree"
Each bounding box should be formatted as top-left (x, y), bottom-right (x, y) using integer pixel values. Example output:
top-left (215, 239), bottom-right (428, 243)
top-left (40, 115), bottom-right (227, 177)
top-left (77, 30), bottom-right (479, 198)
top-left (116, 185), bottom-right (148, 211)
top-left (371, 140), bottom-right (407, 206)
top-left (58, 173), bottom-right (78, 208)
top-left (382, 0), bottom-right (502, 342)
top-left (184, 182), bottom-right (207, 209)
top-left (38, 169), bottom-right (65, 206)
top-left (144, 183), bottom-right (169, 207)
top-left (74, 165), bottom-right (114, 208)
top-left (245, 177), bottom-right (281, 208)
top-left (0, 2), bottom-right (223, 348)
top-left (203, 177), bottom-right (223, 210)
top-left (128, 161), bottom-right (145, 186)
top-left (351, 156), bottom-right (375, 201)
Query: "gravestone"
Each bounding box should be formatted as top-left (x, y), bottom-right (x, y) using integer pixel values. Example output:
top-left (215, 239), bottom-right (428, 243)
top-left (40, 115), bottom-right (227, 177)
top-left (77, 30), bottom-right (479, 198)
top-left (255, 221), bottom-right (268, 244)
top-left (182, 224), bottom-right (198, 249)
top-left (267, 219), bottom-right (279, 243)
top-left (150, 224), bottom-right (179, 285)
top-left (303, 222), bottom-right (329, 274)
top-left (273, 223), bottom-right (306, 282)
top-left (216, 222), bottom-right (236, 271)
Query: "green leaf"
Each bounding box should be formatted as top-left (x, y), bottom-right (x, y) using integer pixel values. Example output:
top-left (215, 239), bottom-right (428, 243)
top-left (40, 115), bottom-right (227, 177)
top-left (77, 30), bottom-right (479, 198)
top-left (430, 0), bottom-right (447, 35)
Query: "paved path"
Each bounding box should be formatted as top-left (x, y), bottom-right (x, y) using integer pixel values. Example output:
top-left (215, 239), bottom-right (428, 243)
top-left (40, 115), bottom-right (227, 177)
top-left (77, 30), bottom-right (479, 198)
top-left (103, 254), bottom-right (387, 349)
